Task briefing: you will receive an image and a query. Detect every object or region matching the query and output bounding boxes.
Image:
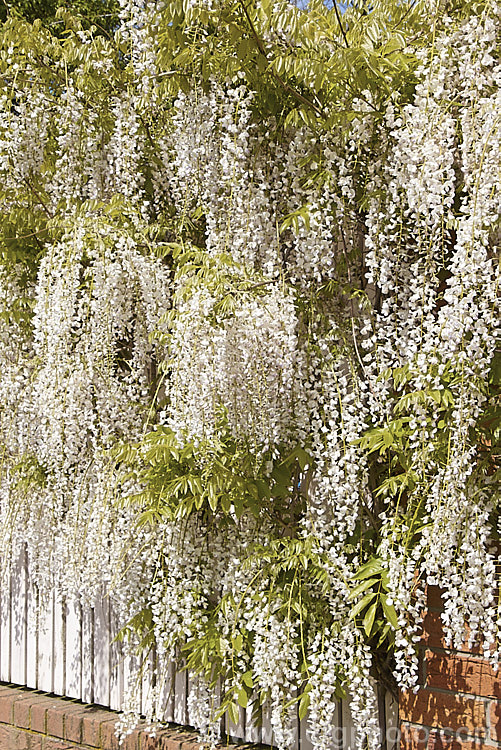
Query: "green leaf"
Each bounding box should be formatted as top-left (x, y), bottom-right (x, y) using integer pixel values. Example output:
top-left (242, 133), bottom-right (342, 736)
top-left (232, 633), bottom-right (243, 653)
top-left (442, 389), bottom-right (455, 407)
top-left (221, 494), bottom-right (232, 513)
top-left (489, 349), bottom-right (501, 385)
top-left (348, 577), bottom-right (378, 600)
top-left (242, 670), bottom-right (253, 688)
top-left (382, 430), bottom-right (394, 448)
top-left (228, 701), bottom-right (240, 725)
top-left (298, 691), bottom-right (310, 720)
top-left (381, 595), bottom-right (399, 629)
top-left (334, 683), bottom-right (347, 700)
top-left (350, 591), bottom-right (377, 619)
top-left (363, 601), bottom-right (377, 637)
top-left (256, 479), bottom-right (271, 499)
top-left (353, 558), bottom-right (383, 579)
top-left (377, 622), bottom-right (392, 647)
top-left (237, 687), bottom-right (248, 708)
top-left (209, 485), bottom-right (218, 511)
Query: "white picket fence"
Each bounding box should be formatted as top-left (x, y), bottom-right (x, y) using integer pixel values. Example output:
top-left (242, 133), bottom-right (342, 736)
top-left (0, 546), bottom-right (397, 749)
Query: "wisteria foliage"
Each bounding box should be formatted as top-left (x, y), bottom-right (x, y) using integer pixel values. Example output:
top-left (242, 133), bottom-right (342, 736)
top-left (0, 1), bottom-right (499, 749)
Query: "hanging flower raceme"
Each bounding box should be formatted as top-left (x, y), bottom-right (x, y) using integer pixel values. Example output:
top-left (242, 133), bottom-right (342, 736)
top-left (164, 278), bottom-right (308, 453)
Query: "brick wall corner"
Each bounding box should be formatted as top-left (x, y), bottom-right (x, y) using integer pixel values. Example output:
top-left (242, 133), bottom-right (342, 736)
top-left (399, 586), bottom-right (501, 750)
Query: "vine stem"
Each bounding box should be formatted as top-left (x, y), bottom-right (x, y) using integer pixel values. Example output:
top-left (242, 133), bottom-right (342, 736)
top-left (237, 0), bottom-right (323, 116)
top-left (333, 1), bottom-right (349, 48)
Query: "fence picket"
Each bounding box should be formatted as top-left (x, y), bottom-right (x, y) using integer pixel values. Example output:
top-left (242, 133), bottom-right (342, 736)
top-left (141, 649), bottom-right (156, 719)
top-left (214, 677), bottom-right (226, 741)
top-left (0, 573), bottom-right (11, 682)
top-left (227, 703), bottom-right (246, 742)
top-left (123, 649), bottom-right (142, 718)
top-left (385, 691), bottom-right (398, 750)
top-left (261, 701), bottom-right (274, 747)
top-left (300, 712), bottom-right (314, 750)
top-left (25, 578), bottom-right (38, 688)
top-left (244, 702), bottom-right (261, 744)
top-left (53, 592), bottom-right (65, 695)
top-left (37, 590), bottom-right (54, 692)
top-left (158, 658), bottom-right (175, 723)
top-left (93, 594), bottom-right (110, 707)
top-left (82, 605), bottom-right (94, 703)
top-left (109, 602), bottom-right (124, 711)
top-left (10, 547), bottom-right (27, 685)
top-left (173, 663), bottom-right (187, 725)
top-left (65, 597), bottom-right (82, 700)
top-left (290, 698), bottom-right (299, 750)
top-left (341, 696), bottom-right (355, 750)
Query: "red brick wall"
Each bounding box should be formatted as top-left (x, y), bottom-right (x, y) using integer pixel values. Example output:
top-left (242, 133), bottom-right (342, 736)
top-left (0, 683), bottom-right (230, 750)
top-left (400, 587), bottom-right (501, 750)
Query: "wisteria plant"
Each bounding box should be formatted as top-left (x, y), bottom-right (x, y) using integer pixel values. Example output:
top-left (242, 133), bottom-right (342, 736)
top-left (0, 0), bottom-right (499, 748)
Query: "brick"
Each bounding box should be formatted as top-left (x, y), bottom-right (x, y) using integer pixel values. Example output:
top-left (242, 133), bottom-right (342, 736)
top-left (138, 727), bottom-right (202, 750)
top-left (81, 706), bottom-right (109, 747)
top-left (30, 698), bottom-right (61, 734)
top-left (399, 689), bottom-right (487, 736)
top-left (62, 705), bottom-right (85, 743)
top-left (0, 685), bottom-right (245, 750)
top-left (0, 722), bottom-right (32, 750)
top-left (0, 687), bottom-right (20, 723)
top-left (13, 695), bottom-right (33, 729)
top-left (401, 724), bottom-right (499, 750)
top-left (427, 737), bottom-right (496, 750)
top-left (99, 717), bottom-right (121, 750)
top-left (166, 729), bottom-right (199, 750)
top-left (421, 611), bottom-right (446, 649)
top-left (120, 727), bottom-right (140, 750)
top-left (420, 612), bottom-right (482, 655)
top-left (490, 701), bottom-right (501, 742)
top-left (425, 651), bottom-right (501, 699)
top-left (0, 684), bottom-right (24, 698)
top-left (141, 734), bottom-right (163, 750)
top-left (150, 733), bottom-right (180, 750)
top-left (41, 740), bottom-right (74, 750)
top-left (401, 724), bottom-right (435, 750)
top-left (30, 701), bottom-right (47, 733)
top-left (176, 735), bottom-right (204, 750)
top-left (165, 729), bottom-right (201, 750)
top-left (46, 704), bottom-right (65, 739)
top-left (143, 733), bottom-right (180, 750)
top-left (143, 734), bottom-right (181, 750)
top-left (176, 740), bottom-right (203, 750)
